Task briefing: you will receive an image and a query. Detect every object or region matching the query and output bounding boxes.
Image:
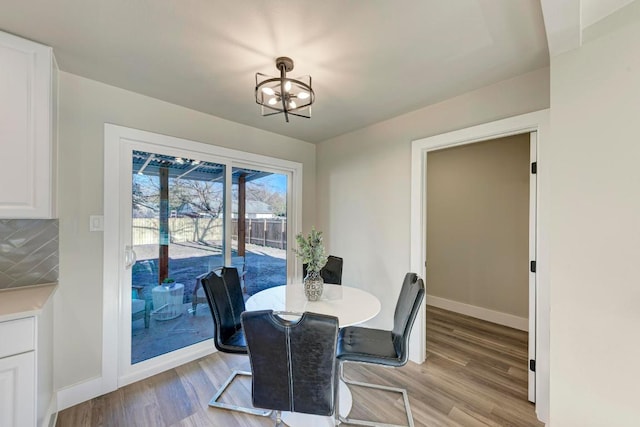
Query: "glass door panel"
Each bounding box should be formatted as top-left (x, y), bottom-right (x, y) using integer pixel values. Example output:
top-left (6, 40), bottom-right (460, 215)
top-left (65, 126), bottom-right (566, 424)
top-left (231, 167), bottom-right (288, 296)
top-left (130, 150), bottom-right (225, 364)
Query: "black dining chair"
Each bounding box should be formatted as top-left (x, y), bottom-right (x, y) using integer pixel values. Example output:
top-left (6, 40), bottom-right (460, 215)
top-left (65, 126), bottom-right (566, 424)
top-left (201, 267), bottom-right (271, 417)
top-left (336, 272), bottom-right (425, 427)
top-left (241, 309), bottom-right (340, 426)
top-left (304, 255), bottom-right (344, 285)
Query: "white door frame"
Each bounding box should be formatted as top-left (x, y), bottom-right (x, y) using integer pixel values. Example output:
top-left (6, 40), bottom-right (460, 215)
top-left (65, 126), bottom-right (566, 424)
top-left (528, 131), bottom-right (537, 402)
top-left (409, 110), bottom-right (550, 423)
top-left (103, 124), bottom-right (303, 391)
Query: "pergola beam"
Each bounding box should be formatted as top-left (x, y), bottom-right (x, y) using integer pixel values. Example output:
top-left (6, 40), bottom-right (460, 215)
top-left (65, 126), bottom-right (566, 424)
top-left (158, 166), bottom-right (169, 283)
top-left (238, 174), bottom-right (246, 257)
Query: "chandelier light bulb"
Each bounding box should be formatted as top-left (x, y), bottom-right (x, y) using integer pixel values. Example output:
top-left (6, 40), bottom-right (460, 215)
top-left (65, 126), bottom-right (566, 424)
top-left (268, 97), bottom-right (278, 105)
top-left (262, 87), bottom-right (275, 96)
top-left (298, 91), bottom-right (310, 99)
top-left (289, 100), bottom-right (297, 109)
top-left (284, 80), bottom-right (292, 92)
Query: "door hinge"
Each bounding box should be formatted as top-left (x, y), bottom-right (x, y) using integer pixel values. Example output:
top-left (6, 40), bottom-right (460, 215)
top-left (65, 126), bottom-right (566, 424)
top-left (530, 260), bottom-right (536, 273)
top-left (531, 162), bottom-right (537, 174)
top-left (529, 359), bottom-right (536, 372)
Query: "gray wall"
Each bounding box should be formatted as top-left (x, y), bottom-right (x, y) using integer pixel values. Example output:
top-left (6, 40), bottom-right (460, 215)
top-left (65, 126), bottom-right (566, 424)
top-left (426, 134), bottom-right (530, 318)
top-left (316, 68), bottom-right (549, 330)
top-left (55, 71), bottom-right (316, 391)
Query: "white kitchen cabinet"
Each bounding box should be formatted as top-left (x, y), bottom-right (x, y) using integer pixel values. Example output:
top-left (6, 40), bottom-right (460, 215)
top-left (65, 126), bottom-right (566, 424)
top-left (0, 30), bottom-right (57, 218)
top-left (0, 316), bottom-right (36, 426)
top-left (0, 351), bottom-right (36, 427)
top-left (0, 285), bottom-right (55, 427)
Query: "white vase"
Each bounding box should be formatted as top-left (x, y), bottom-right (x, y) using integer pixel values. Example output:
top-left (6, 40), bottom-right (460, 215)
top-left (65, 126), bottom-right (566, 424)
top-left (303, 270), bottom-right (324, 301)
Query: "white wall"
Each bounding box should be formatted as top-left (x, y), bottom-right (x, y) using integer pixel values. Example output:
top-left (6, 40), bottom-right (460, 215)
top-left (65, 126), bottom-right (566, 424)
top-left (548, 3), bottom-right (640, 425)
top-left (55, 71), bottom-right (316, 391)
top-left (316, 68), bottom-right (549, 330)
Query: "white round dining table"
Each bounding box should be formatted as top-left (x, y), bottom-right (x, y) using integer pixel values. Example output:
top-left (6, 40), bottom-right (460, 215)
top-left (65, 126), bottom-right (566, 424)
top-left (245, 283), bottom-right (381, 427)
top-left (245, 283), bottom-right (381, 327)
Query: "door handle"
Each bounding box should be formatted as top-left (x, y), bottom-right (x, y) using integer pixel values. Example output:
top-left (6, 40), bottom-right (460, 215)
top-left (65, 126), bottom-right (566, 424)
top-left (125, 245), bottom-right (137, 269)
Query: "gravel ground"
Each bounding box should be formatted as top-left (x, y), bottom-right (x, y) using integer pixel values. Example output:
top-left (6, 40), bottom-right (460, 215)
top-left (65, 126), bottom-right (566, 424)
top-left (131, 241), bottom-right (287, 364)
top-left (132, 241), bottom-right (287, 301)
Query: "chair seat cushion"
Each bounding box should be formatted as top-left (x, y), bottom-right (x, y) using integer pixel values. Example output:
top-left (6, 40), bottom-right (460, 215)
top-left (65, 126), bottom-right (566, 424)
top-left (217, 328), bottom-right (247, 353)
top-left (337, 326), bottom-right (402, 366)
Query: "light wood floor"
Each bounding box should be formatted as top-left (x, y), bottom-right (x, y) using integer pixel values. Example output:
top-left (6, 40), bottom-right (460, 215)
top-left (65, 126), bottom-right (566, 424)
top-left (56, 306), bottom-right (543, 426)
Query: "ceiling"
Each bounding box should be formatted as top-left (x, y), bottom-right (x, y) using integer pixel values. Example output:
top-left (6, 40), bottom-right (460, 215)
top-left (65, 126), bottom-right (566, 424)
top-left (0, 1), bottom-right (549, 143)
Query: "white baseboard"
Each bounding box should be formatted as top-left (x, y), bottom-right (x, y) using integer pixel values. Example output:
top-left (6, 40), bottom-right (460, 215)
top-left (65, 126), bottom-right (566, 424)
top-left (118, 342), bottom-right (214, 388)
top-left (43, 395), bottom-right (58, 427)
top-left (56, 342), bottom-right (216, 411)
top-left (56, 376), bottom-right (104, 411)
top-left (426, 294), bottom-right (528, 331)
top-left (57, 377), bottom-right (104, 411)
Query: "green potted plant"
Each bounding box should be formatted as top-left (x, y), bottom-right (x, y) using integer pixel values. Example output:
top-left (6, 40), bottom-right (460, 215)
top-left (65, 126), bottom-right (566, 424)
top-left (161, 277), bottom-right (175, 288)
top-left (294, 228), bottom-right (328, 301)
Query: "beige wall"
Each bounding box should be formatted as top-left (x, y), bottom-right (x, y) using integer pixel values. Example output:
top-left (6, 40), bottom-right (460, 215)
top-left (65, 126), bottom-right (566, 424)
top-left (548, 3), bottom-right (640, 425)
top-left (55, 71), bottom-right (316, 390)
top-left (426, 134), bottom-right (530, 318)
top-left (316, 68), bottom-right (549, 330)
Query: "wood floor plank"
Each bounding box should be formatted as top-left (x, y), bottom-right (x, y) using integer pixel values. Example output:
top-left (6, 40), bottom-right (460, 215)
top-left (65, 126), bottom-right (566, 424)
top-left (57, 306), bottom-right (543, 427)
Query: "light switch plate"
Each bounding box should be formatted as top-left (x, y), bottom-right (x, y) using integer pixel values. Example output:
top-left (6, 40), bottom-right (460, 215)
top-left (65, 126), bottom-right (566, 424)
top-left (90, 215), bottom-right (104, 232)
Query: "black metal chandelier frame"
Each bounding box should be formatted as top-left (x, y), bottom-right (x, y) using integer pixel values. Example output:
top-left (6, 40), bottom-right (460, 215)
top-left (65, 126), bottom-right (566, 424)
top-left (255, 57), bottom-right (315, 123)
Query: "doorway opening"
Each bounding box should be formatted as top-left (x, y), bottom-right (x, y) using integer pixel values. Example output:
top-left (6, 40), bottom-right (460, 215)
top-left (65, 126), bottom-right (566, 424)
top-left (425, 133), bottom-right (535, 403)
top-left (409, 110), bottom-right (549, 422)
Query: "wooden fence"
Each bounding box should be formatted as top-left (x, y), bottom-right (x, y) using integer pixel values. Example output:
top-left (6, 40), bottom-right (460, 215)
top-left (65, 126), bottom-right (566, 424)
top-left (231, 218), bottom-right (287, 249)
top-left (133, 217), bottom-right (287, 249)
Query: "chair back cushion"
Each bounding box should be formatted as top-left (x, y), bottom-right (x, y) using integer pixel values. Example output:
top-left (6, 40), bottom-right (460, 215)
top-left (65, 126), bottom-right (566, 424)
top-left (303, 255), bottom-right (344, 285)
top-left (241, 310), bottom-right (339, 416)
top-left (391, 272), bottom-right (426, 365)
top-left (201, 267), bottom-right (246, 353)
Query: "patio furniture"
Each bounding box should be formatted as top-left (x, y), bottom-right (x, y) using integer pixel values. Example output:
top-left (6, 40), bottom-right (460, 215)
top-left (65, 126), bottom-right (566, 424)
top-left (241, 310), bottom-right (340, 426)
top-left (201, 267), bottom-right (271, 417)
top-left (131, 285), bottom-right (150, 328)
top-left (336, 272), bottom-right (425, 427)
top-left (304, 255), bottom-right (343, 285)
top-left (191, 272), bottom-right (209, 315)
top-left (151, 282), bottom-right (184, 320)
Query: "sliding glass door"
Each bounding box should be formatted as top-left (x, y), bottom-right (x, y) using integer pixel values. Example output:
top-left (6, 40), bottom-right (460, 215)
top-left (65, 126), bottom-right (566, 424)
top-left (116, 139), bottom-right (296, 384)
top-left (130, 150), bottom-right (226, 364)
top-left (231, 167), bottom-right (288, 296)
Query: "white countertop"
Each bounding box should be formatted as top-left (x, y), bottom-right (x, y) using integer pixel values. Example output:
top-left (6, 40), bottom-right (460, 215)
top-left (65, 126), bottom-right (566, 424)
top-left (0, 283), bottom-right (57, 322)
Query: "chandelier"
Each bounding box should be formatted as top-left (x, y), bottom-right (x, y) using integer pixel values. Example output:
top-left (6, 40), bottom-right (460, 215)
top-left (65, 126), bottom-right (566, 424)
top-left (255, 57), bottom-right (315, 122)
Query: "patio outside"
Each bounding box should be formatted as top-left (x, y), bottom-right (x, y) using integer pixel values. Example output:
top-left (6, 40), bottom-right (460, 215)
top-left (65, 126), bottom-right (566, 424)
top-left (131, 240), bottom-right (286, 364)
top-left (130, 150), bottom-right (289, 364)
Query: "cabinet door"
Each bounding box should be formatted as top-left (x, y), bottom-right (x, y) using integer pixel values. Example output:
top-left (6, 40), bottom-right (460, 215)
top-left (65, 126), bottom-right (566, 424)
top-left (0, 352), bottom-right (36, 427)
top-left (0, 31), bottom-right (54, 218)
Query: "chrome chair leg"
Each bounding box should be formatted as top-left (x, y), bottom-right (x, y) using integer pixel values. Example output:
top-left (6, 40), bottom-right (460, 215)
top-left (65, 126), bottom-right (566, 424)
top-left (208, 369), bottom-right (272, 417)
top-left (338, 362), bottom-right (415, 427)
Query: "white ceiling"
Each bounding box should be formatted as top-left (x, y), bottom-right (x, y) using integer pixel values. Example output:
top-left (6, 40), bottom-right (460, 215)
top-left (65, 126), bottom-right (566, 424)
top-left (0, 0), bottom-right (549, 143)
top-left (582, 0), bottom-right (637, 27)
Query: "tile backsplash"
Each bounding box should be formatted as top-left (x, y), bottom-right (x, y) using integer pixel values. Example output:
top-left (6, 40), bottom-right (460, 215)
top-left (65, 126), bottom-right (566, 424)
top-left (0, 219), bottom-right (59, 290)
